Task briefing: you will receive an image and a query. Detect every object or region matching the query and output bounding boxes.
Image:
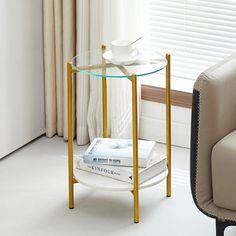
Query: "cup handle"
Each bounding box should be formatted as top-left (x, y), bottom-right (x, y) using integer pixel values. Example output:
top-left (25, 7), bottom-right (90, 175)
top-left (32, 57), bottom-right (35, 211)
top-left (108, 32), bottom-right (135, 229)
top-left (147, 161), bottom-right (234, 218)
top-left (131, 48), bottom-right (139, 57)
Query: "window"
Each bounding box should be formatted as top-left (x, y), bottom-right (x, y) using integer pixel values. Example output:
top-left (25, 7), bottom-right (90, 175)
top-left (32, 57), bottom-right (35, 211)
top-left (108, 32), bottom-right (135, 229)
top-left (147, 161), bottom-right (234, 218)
top-left (148, 0), bottom-right (236, 81)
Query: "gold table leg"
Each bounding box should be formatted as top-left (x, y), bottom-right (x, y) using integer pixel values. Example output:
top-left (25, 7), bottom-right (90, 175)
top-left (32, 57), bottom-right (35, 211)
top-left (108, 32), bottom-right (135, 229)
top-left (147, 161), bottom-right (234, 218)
top-left (67, 62), bottom-right (74, 209)
top-left (131, 73), bottom-right (139, 223)
top-left (166, 54), bottom-right (171, 197)
top-left (102, 44), bottom-right (108, 138)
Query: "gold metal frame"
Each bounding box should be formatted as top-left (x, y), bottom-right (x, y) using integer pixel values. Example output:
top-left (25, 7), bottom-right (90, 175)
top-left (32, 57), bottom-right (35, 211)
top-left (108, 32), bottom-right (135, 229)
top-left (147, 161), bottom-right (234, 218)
top-left (166, 54), bottom-right (171, 197)
top-left (102, 44), bottom-right (108, 138)
top-left (67, 62), bottom-right (74, 209)
top-left (131, 73), bottom-right (139, 223)
top-left (67, 45), bottom-right (171, 222)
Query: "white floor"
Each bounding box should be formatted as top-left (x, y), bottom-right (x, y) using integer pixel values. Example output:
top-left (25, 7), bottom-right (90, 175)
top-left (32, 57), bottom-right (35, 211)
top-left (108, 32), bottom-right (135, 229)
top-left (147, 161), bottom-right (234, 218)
top-left (0, 136), bottom-right (236, 236)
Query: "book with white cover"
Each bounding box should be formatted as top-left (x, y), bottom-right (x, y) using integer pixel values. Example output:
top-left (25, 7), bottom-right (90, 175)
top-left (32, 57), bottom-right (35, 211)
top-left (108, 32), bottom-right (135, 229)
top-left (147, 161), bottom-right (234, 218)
top-left (83, 138), bottom-right (156, 167)
top-left (75, 151), bottom-right (166, 184)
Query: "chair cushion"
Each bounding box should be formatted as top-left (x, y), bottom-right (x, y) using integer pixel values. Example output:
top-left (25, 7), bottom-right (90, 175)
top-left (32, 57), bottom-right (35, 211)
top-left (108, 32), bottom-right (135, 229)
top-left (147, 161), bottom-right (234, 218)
top-left (212, 130), bottom-right (236, 211)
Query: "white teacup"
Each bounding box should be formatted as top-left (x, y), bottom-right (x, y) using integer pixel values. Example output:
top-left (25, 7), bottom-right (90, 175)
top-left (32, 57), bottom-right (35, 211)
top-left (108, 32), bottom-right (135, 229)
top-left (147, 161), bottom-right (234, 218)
top-left (111, 39), bottom-right (138, 61)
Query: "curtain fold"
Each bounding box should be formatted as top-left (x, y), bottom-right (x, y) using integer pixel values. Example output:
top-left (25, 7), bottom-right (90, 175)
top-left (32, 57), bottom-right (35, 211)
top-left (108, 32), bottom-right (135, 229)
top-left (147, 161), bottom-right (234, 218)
top-left (43, 0), bottom-right (142, 145)
top-left (62, 0), bottom-right (76, 140)
top-left (54, 0), bottom-right (63, 136)
top-left (76, 0), bottom-right (90, 145)
top-left (43, 0), bottom-right (76, 139)
top-left (43, 0), bottom-right (57, 138)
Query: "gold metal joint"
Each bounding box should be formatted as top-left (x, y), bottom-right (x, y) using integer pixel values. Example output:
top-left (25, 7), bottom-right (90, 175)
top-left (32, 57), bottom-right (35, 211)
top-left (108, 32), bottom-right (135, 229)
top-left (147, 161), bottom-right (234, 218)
top-left (131, 73), bottom-right (136, 80)
top-left (101, 44), bottom-right (106, 50)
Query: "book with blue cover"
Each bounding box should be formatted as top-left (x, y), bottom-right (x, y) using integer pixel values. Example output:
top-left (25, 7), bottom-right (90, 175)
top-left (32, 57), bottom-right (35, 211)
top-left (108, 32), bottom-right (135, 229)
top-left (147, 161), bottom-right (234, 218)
top-left (75, 151), bottom-right (166, 184)
top-left (83, 138), bottom-right (156, 167)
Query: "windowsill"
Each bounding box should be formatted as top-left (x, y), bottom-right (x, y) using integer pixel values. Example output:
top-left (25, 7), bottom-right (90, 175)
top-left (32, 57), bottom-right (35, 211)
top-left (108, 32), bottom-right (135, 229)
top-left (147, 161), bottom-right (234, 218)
top-left (141, 75), bottom-right (194, 108)
top-left (141, 75), bottom-right (195, 93)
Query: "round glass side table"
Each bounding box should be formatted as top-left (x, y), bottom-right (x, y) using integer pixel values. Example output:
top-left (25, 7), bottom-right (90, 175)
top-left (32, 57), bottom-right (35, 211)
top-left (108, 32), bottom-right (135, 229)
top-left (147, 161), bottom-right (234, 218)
top-left (67, 45), bottom-right (171, 223)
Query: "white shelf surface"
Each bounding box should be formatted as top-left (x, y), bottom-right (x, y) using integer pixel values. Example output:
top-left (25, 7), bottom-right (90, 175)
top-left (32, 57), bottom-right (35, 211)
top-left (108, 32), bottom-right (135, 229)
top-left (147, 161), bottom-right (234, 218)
top-left (73, 168), bottom-right (168, 191)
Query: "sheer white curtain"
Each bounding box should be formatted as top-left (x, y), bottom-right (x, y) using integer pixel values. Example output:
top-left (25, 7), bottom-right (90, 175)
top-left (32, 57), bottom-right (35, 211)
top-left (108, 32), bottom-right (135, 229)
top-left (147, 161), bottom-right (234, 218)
top-left (43, 0), bottom-right (142, 145)
top-left (76, 0), bottom-right (142, 144)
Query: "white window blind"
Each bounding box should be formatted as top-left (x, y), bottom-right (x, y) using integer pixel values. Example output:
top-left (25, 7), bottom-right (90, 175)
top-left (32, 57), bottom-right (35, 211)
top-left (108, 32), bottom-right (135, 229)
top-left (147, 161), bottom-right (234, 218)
top-left (149, 0), bottom-right (236, 80)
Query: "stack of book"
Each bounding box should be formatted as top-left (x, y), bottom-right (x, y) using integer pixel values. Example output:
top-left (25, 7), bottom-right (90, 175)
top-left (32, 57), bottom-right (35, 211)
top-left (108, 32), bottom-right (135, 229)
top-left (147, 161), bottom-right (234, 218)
top-left (75, 138), bottom-right (167, 184)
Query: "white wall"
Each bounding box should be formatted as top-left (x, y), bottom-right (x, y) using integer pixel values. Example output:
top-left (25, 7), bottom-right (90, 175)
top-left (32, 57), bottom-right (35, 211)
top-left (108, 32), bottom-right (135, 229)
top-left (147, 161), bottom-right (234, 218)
top-left (0, 0), bottom-right (45, 158)
top-left (140, 100), bottom-right (191, 148)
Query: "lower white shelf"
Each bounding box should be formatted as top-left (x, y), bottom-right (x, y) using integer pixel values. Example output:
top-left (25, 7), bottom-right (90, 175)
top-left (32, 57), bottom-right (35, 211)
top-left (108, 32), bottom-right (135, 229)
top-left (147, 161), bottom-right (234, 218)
top-left (73, 168), bottom-right (168, 191)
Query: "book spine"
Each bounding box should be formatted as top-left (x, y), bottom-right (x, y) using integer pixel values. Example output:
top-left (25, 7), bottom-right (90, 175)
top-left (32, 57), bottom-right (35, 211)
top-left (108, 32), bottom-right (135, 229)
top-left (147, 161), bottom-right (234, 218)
top-left (76, 159), bottom-right (133, 183)
top-left (83, 155), bottom-right (147, 167)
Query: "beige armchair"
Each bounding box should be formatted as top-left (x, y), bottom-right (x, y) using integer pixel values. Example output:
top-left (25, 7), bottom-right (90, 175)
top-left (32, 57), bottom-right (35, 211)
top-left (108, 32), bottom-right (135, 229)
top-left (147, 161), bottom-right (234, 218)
top-left (190, 54), bottom-right (236, 236)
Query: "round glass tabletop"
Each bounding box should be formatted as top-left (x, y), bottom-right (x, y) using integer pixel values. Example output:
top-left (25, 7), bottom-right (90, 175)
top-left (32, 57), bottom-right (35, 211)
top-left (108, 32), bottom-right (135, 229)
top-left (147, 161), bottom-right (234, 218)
top-left (71, 48), bottom-right (167, 78)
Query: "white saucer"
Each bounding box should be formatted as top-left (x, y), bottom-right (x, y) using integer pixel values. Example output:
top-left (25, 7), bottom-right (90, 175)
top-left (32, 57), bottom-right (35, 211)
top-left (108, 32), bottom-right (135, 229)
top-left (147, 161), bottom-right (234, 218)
top-left (102, 50), bottom-right (139, 66)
